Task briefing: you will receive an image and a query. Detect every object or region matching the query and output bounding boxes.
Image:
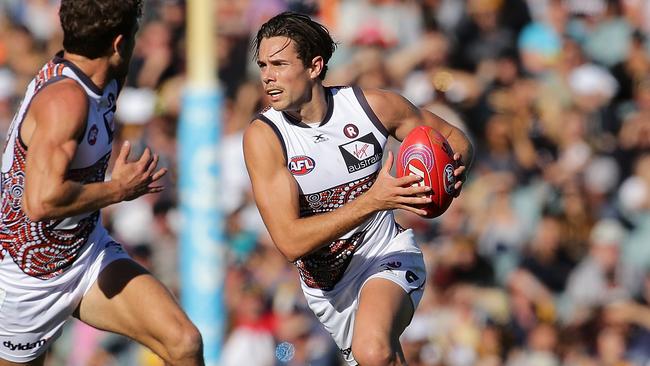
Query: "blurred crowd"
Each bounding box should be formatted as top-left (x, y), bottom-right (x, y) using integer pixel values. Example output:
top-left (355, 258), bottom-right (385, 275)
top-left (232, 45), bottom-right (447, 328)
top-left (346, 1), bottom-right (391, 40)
top-left (2, 0), bottom-right (650, 365)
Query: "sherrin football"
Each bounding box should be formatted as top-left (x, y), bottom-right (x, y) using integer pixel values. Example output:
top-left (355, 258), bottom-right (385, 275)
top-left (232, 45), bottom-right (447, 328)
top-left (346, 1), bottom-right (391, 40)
top-left (396, 126), bottom-right (457, 218)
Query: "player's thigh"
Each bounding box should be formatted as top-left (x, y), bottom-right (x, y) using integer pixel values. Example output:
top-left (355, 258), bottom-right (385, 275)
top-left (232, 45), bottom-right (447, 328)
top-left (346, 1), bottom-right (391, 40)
top-left (0, 353), bottom-right (44, 366)
top-left (75, 258), bottom-right (194, 348)
top-left (353, 277), bottom-right (415, 346)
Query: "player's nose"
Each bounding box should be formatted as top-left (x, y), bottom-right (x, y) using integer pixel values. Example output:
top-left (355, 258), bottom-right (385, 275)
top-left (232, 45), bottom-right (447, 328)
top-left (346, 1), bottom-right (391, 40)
top-left (261, 68), bottom-right (275, 84)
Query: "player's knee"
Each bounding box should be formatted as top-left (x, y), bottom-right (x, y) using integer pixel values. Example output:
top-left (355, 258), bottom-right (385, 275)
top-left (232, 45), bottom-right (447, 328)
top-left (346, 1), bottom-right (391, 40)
top-left (351, 338), bottom-right (395, 366)
top-left (165, 321), bottom-right (203, 362)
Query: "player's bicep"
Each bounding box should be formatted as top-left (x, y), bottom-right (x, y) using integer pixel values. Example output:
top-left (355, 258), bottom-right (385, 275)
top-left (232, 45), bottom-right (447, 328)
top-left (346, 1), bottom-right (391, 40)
top-left (243, 122), bottom-right (300, 233)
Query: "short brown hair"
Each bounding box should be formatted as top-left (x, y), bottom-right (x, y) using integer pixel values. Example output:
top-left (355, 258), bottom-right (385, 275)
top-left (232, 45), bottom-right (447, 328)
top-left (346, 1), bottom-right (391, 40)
top-left (254, 12), bottom-right (337, 80)
top-left (60, 0), bottom-right (143, 59)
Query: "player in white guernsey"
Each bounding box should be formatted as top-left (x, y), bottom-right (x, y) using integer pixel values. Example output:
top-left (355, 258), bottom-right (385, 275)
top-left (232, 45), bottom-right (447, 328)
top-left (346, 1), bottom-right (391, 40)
top-left (245, 12), bottom-right (474, 366)
top-left (0, 1), bottom-right (203, 365)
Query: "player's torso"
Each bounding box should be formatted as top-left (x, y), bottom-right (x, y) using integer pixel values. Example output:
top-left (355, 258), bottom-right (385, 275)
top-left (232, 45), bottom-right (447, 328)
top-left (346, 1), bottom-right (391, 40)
top-left (260, 86), bottom-right (400, 291)
top-left (261, 86), bottom-right (389, 213)
top-left (0, 53), bottom-right (118, 279)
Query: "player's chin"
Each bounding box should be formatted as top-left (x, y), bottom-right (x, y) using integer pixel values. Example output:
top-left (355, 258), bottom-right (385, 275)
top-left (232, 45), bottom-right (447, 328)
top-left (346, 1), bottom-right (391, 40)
top-left (270, 102), bottom-right (284, 110)
top-left (269, 99), bottom-right (290, 111)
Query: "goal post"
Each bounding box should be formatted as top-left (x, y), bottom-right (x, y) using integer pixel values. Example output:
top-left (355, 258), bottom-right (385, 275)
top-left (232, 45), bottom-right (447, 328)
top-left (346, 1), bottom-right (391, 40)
top-left (179, 0), bottom-right (224, 364)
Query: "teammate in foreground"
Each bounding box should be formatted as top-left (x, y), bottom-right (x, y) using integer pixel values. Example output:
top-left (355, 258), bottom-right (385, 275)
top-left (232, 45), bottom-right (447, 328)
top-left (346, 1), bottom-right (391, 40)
top-left (0, 1), bottom-right (203, 364)
top-left (244, 12), bottom-right (474, 366)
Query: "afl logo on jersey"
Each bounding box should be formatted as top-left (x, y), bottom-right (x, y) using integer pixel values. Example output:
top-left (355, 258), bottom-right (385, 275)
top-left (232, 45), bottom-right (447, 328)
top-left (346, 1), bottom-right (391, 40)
top-left (343, 124), bottom-right (359, 139)
top-left (87, 124), bottom-right (99, 145)
top-left (289, 156), bottom-right (316, 176)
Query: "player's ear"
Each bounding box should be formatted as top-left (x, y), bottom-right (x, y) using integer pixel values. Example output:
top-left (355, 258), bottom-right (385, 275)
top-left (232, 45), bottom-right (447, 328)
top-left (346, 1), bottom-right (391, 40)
top-left (309, 56), bottom-right (324, 80)
top-left (112, 34), bottom-right (125, 57)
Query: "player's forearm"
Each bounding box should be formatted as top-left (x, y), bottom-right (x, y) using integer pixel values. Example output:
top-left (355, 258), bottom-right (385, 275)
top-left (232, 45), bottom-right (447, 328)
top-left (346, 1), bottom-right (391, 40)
top-left (271, 195), bottom-right (378, 262)
top-left (23, 180), bottom-right (122, 222)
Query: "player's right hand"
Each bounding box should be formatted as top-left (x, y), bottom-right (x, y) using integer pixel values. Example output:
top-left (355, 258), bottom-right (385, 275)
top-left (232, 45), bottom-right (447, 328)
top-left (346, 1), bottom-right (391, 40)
top-left (111, 140), bottom-right (168, 201)
top-left (365, 150), bottom-right (432, 216)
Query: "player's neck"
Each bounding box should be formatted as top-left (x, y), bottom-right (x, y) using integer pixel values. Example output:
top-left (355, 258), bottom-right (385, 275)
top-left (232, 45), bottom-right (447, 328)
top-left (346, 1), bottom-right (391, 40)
top-left (286, 84), bottom-right (328, 124)
top-left (62, 52), bottom-right (112, 90)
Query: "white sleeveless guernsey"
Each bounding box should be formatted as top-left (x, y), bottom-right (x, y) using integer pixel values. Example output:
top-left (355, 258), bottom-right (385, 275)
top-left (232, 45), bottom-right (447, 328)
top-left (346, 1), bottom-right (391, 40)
top-left (0, 52), bottom-right (119, 280)
top-left (259, 86), bottom-right (404, 291)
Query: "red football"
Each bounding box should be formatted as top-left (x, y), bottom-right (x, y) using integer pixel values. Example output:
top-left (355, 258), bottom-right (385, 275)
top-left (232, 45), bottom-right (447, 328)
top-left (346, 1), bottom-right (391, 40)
top-left (396, 126), bottom-right (457, 218)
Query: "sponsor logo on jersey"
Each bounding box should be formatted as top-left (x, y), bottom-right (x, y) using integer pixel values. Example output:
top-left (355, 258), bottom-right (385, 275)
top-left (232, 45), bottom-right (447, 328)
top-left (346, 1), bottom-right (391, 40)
top-left (338, 133), bottom-right (383, 173)
top-left (87, 124), bottom-right (99, 145)
top-left (382, 261), bottom-right (402, 269)
top-left (380, 261), bottom-right (403, 273)
top-left (288, 155), bottom-right (316, 176)
top-left (312, 134), bottom-right (328, 143)
top-left (443, 163), bottom-right (456, 195)
top-left (343, 123), bottom-right (359, 139)
top-left (3, 338), bottom-right (47, 351)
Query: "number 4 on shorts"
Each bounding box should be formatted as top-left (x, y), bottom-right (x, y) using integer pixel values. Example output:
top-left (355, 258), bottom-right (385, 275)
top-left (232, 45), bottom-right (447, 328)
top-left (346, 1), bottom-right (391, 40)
top-left (405, 270), bottom-right (419, 284)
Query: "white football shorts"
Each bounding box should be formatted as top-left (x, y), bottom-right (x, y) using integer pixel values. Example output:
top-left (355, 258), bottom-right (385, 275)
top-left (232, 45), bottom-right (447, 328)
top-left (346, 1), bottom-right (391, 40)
top-left (0, 228), bottom-right (130, 362)
top-left (301, 228), bottom-right (427, 365)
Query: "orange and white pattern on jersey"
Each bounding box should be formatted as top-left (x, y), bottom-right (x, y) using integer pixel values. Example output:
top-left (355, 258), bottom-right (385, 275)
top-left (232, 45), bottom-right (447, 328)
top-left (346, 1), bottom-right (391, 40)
top-left (0, 58), bottom-right (110, 280)
top-left (0, 138), bottom-right (110, 279)
top-left (34, 61), bottom-right (65, 90)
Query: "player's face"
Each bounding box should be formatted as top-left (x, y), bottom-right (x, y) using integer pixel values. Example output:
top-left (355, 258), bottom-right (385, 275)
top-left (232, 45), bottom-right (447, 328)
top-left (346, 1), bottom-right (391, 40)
top-left (257, 36), bottom-right (315, 111)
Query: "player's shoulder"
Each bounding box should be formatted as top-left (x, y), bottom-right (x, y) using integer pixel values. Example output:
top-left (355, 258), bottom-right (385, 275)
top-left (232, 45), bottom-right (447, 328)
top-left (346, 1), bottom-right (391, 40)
top-left (245, 115), bottom-right (280, 148)
top-left (33, 78), bottom-right (87, 110)
top-left (31, 78), bottom-right (88, 126)
top-left (248, 104), bottom-right (285, 132)
top-left (244, 114), bottom-right (286, 163)
top-left (246, 116), bottom-right (271, 136)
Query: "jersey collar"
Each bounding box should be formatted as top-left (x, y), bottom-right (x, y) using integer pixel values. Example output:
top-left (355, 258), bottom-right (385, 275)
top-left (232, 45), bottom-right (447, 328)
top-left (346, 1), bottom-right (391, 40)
top-left (282, 87), bottom-right (334, 128)
top-left (52, 51), bottom-right (104, 97)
